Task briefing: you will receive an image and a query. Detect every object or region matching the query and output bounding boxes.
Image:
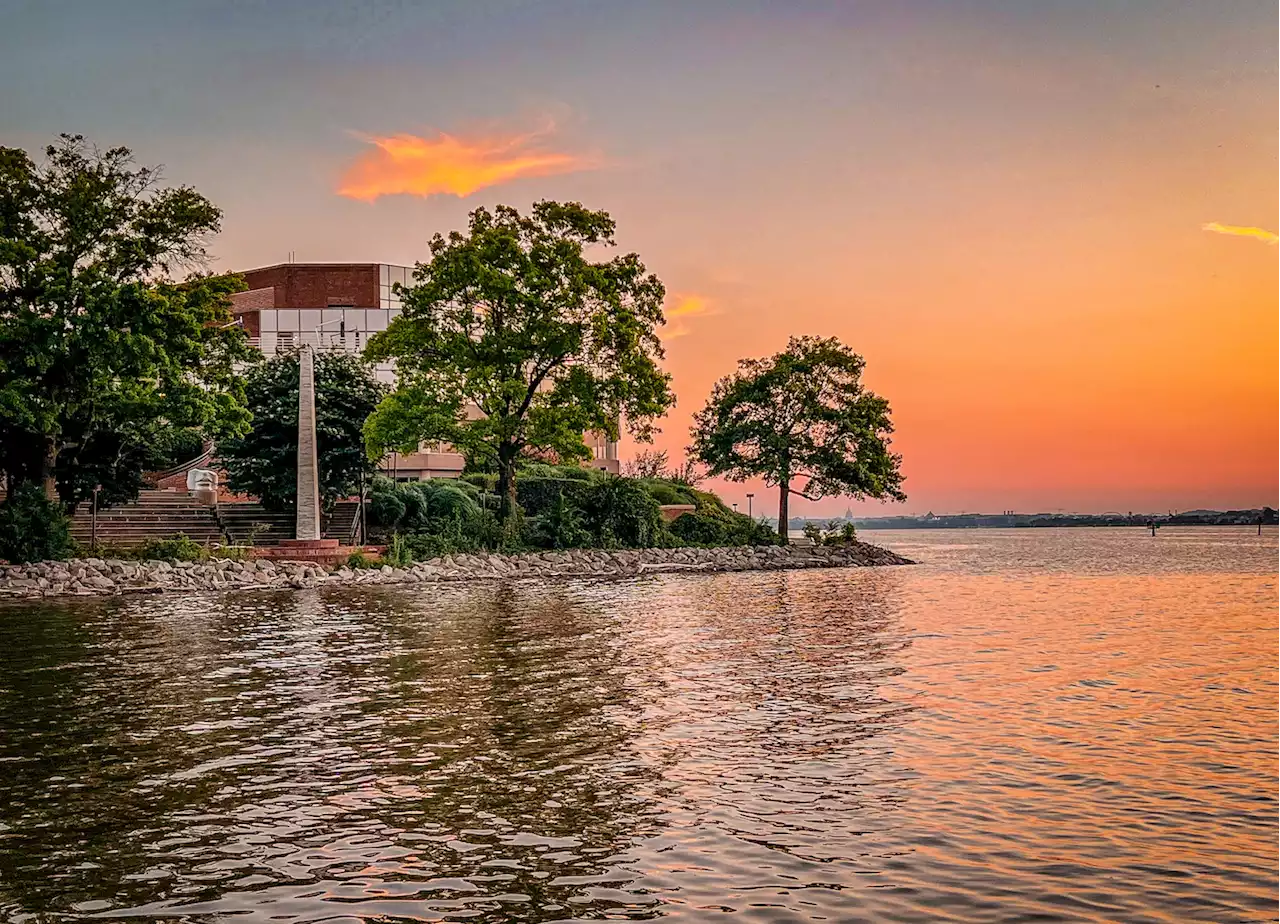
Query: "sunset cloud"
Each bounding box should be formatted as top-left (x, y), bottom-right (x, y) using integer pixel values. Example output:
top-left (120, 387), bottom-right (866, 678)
top-left (664, 293), bottom-right (717, 340)
top-left (337, 123), bottom-right (595, 201)
top-left (1201, 222), bottom-right (1278, 245)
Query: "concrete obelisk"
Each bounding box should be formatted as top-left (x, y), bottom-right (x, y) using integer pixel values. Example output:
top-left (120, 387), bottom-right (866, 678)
top-left (295, 343), bottom-right (322, 541)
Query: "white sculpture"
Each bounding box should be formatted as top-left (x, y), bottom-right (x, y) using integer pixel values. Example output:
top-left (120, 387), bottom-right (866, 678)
top-left (187, 468), bottom-right (218, 506)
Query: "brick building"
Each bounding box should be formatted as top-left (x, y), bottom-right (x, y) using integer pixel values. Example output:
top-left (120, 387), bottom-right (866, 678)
top-left (228, 263), bottom-right (620, 478)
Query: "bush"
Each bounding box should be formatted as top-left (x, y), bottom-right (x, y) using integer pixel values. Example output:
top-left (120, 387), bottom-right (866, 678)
top-left (346, 550), bottom-right (375, 569)
top-left (531, 490), bottom-right (592, 549)
top-left (459, 472), bottom-right (497, 491)
top-left (581, 477), bottom-right (666, 548)
top-left (517, 476), bottom-right (594, 518)
top-left (669, 510), bottom-right (778, 547)
top-left (634, 477), bottom-right (698, 507)
top-left (518, 462), bottom-right (597, 482)
top-left (0, 484), bottom-right (73, 563)
top-left (137, 533), bottom-right (207, 562)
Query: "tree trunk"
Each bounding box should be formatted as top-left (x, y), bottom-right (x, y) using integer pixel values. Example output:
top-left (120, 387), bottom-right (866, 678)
top-left (40, 437), bottom-right (59, 502)
top-left (496, 443), bottom-right (519, 527)
top-left (777, 476), bottom-right (789, 543)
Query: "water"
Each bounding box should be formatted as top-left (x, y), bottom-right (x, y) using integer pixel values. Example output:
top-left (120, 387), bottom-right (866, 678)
top-left (0, 527), bottom-right (1274, 923)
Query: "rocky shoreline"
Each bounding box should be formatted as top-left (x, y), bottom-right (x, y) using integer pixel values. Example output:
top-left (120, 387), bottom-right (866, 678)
top-left (0, 543), bottom-right (912, 600)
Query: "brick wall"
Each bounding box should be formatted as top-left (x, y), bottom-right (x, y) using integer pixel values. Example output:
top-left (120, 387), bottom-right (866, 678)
top-left (241, 265), bottom-right (380, 309)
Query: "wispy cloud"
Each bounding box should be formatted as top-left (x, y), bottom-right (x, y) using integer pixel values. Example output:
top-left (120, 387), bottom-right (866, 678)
top-left (1202, 222), bottom-right (1278, 245)
top-left (337, 121), bottom-right (596, 201)
top-left (664, 293), bottom-right (717, 340)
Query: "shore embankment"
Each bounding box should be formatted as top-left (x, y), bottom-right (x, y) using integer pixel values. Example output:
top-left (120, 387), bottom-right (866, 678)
top-left (0, 543), bottom-right (911, 600)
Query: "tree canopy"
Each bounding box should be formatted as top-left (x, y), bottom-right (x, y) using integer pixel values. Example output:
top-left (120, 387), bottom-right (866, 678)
top-left (218, 349), bottom-right (386, 512)
top-left (363, 200), bottom-right (675, 524)
top-left (689, 335), bottom-right (905, 539)
top-left (0, 134), bottom-right (251, 508)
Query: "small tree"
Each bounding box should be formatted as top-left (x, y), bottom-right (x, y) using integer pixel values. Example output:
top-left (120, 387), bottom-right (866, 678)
top-left (0, 135), bottom-right (251, 507)
top-left (219, 350), bottom-right (386, 512)
top-left (689, 336), bottom-right (905, 541)
top-left (364, 201), bottom-right (675, 526)
top-left (624, 449), bottom-right (669, 479)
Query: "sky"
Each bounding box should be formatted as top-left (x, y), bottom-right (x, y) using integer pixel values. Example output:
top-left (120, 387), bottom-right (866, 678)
top-left (2, 0), bottom-right (1275, 517)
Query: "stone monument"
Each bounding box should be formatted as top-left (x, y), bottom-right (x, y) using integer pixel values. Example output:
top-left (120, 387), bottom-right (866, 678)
top-left (269, 342), bottom-right (345, 565)
top-left (294, 343), bottom-right (322, 541)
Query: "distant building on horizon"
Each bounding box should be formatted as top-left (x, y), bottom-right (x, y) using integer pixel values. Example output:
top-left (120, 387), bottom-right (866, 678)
top-left (228, 262), bottom-right (620, 479)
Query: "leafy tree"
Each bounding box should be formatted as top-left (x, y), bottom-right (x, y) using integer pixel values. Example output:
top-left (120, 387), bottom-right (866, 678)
top-left (624, 449), bottom-right (669, 479)
top-left (363, 201), bottom-right (675, 526)
top-left (689, 335), bottom-right (905, 540)
top-left (0, 134), bottom-right (251, 508)
top-left (0, 483), bottom-right (72, 563)
top-left (218, 349), bottom-right (386, 512)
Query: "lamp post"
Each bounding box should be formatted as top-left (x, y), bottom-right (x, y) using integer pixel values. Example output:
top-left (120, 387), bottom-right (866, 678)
top-left (746, 493), bottom-right (754, 518)
top-left (732, 502), bottom-right (738, 512)
top-left (90, 484), bottom-right (101, 553)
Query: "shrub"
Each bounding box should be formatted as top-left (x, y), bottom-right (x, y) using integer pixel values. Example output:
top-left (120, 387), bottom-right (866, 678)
top-left (385, 533), bottom-right (413, 567)
top-left (0, 485), bottom-right (73, 563)
top-left (137, 533), bottom-right (207, 562)
top-left (669, 510), bottom-right (778, 547)
top-left (581, 477), bottom-right (666, 548)
top-left (634, 477), bottom-right (698, 507)
top-left (532, 490), bottom-right (592, 549)
top-left (346, 550), bottom-right (375, 569)
top-left (459, 472), bottom-right (497, 492)
top-left (369, 479), bottom-right (407, 529)
top-left (516, 477), bottom-right (593, 518)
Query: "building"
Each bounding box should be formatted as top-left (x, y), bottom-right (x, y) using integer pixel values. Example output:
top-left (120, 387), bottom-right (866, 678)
top-left (228, 263), bottom-right (620, 478)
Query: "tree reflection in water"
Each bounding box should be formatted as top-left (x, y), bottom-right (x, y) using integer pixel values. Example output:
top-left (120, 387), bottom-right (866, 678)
top-left (0, 570), bottom-right (910, 922)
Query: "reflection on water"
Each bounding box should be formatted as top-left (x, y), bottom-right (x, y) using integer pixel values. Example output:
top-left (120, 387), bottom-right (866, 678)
top-left (0, 528), bottom-right (1274, 922)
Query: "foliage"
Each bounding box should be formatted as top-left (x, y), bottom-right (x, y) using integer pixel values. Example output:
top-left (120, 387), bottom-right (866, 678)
top-left (802, 522), bottom-right (825, 545)
top-left (580, 476), bottom-right (666, 549)
top-left (135, 533), bottom-right (206, 562)
top-left (0, 134), bottom-right (252, 509)
top-left (624, 449), bottom-right (703, 487)
top-left (0, 483), bottom-right (73, 563)
top-left (346, 550), bottom-right (375, 569)
top-left (218, 349), bottom-right (386, 512)
top-left (516, 476), bottom-right (595, 519)
top-left (385, 533), bottom-right (413, 567)
top-left (531, 489), bottom-right (592, 549)
top-left (689, 335), bottom-right (905, 539)
top-left (363, 201), bottom-right (676, 525)
top-left (624, 449), bottom-right (669, 479)
top-left (666, 458), bottom-right (704, 487)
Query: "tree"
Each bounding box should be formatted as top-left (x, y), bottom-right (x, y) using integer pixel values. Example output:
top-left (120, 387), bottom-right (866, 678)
top-left (218, 349), bottom-right (386, 512)
top-left (364, 201), bottom-right (675, 525)
top-left (689, 335), bottom-right (905, 540)
top-left (0, 134), bottom-right (251, 508)
top-left (624, 449), bottom-right (669, 479)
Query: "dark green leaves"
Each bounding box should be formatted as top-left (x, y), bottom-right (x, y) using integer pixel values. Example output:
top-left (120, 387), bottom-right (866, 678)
top-left (218, 350), bottom-right (386, 512)
top-left (689, 335), bottom-right (906, 501)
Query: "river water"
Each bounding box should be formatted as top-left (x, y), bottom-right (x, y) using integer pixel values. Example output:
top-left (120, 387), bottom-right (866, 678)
top-left (0, 527), bottom-right (1275, 923)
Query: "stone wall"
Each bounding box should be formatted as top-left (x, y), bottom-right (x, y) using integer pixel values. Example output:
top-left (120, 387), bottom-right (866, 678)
top-left (0, 544), bottom-right (912, 601)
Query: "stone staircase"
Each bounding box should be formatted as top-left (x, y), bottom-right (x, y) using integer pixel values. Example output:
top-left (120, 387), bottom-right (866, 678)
top-left (66, 491), bottom-right (366, 551)
top-left (216, 502), bottom-right (294, 546)
top-left (70, 490), bottom-right (223, 548)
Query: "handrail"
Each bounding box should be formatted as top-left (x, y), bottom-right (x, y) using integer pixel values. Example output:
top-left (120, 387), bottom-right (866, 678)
top-left (149, 442), bottom-right (214, 481)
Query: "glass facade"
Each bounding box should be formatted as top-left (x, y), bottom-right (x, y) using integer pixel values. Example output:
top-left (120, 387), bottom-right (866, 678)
top-left (379, 264), bottom-right (412, 310)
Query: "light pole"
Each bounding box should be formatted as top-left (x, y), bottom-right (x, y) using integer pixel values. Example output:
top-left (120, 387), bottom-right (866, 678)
top-left (746, 493), bottom-right (754, 518)
top-left (732, 502), bottom-right (738, 513)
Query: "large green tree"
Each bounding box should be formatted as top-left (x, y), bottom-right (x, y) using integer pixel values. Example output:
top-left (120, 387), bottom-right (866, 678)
top-left (218, 349), bottom-right (386, 512)
top-left (364, 201), bottom-right (675, 524)
top-left (0, 134), bottom-right (251, 508)
top-left (689, 335), bottom-right (905, 540)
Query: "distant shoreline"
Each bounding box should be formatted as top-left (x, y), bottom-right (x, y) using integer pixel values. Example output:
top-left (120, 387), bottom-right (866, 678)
top-left (850, 522), bottom-right (1277, 531)
top-left (783, 509), bottom-right (1276, 532)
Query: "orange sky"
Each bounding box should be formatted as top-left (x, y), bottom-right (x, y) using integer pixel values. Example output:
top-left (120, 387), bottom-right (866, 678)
top-left (6, 2), bottom-right (1272, 516)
